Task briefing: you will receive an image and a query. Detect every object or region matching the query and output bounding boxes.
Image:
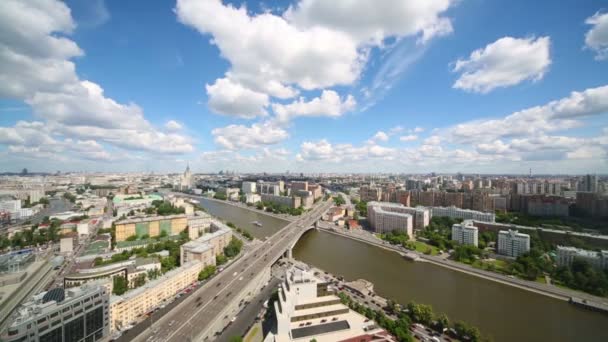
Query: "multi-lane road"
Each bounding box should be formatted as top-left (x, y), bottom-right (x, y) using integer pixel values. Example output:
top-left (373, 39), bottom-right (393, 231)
top-left (132, 199), bottom-right (332, 342)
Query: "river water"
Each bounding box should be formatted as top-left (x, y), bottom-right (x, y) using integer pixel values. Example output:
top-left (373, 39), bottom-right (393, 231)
top-left (199, 198), bottom-right (608, 342)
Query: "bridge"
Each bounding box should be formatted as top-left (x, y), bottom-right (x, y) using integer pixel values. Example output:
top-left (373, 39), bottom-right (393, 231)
top-left (131, 199), bottom-right (333, 342)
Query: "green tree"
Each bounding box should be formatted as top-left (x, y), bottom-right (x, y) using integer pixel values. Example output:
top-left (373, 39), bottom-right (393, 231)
top-left (435, 313), bottom-right (449, 332)
top-left (198, 265), bottom-right (217, 281)
top-left (113, 276), bottom-right (129, 295)
top-left (224, 237), bottom-right (243, 258)
top-left (228, 337), bottom-right (242, 342)
top-left (133, 274), bottom-right (147, 288)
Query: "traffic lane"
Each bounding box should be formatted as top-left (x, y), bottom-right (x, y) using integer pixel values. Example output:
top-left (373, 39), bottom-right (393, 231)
top-left (217, 277), bottom-right (281, 342)
top-left (136, 203), bottom-right (330, 342)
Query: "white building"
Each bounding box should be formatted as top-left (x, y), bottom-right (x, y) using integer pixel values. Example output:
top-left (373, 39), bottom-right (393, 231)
top-left (497, 230), bottom-right (530, 258)
top-left (451, 220), bottom-right (479, 247)
top-left (242, 181), bottom-right (257, 194)
top-left (176, 165), bottom-right (193, 191)
top-left (60, 236), bottom-right (75, 254)
top-left (28, 189), bottom-right (45, 203)
top-left (556, 246), bottom-right (608, 270)
top-left (77, 220), bottom-right (90, 236)
top-left (267, 266), bottom-right (396, 342)
top-left (246, 193), bottom-right (261, 204)
top-left (0, 199), bottom-right (21, 212)
top-left (431, 206), bottom-right (495, 223)
top-left (367, 201), bottom-right (413, 238)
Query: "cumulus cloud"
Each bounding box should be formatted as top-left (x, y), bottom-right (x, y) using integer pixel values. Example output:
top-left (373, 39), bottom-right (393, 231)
top-left (400, 134), bottom-right (418, 142)
top-left (452, 36), bottom-right (551, 93)
top-left (206, 77), bottom-right (270, 119)
top-left (211, 122), bottom-right (288, 150)
top-left (585, 12), bottom-right (608, 60)
top-left (296, 139), bottom-right (396, 162)
top-left (272, 90), bottom-right (356, 123)
top-left (176, 0), bottom-right (455, 117)
top-left (0, 0), bottom-right (194, 164)
top-left (165, 120), bottom-right (183, 131)
top-left (372, 131), bottom-right (389, 142)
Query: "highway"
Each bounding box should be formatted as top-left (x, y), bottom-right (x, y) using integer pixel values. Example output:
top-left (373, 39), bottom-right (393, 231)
top-left (133, 199), bottom-right (333, 342)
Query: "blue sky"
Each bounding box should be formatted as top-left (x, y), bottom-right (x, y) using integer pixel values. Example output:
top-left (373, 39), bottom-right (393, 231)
top-left (0, 0), bottom-right (607, 174)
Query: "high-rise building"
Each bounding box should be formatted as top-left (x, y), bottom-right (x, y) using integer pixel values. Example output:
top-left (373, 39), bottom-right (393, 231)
top-left (241, 181), bottom-right (257, 194)
top-left (359, 185), bottom-right (381, 202)
top-left (367, 202), bottom-right (413, 237)
top-left (497, 230), bottom-right (530, 258)
top-left (268, 266), bottom-right (396, 342)
top-left (451, 220), bottom-right (478, 247)
top-left (2, 284), bottom-right (109, 342)
top-left (176, 165), bottom-right (193, 191)
top-left (290, 181), bottom-right (308, 192)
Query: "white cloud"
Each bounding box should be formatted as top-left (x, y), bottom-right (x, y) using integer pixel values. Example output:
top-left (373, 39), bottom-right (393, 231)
top-left (296, 139), bottom-right (396, 162)
top-left (0, 0), bottom-right (194, 161)
top-left (211, 122), bottom-right (288, 150)
top-left (585, 12), bottom-right (608, 60)
top-left (449, 84), bottom-right (608, 144)
top-left (389, 126), bottom-right (404, 134)
top-left (272, 90), bottom-right (356, 123)
top-left (476, 140), bottom-right (510, 154)
top-left (424, 135), bottom-right (442, 145)
top-left (206, 77), bottom-right (270, 119)
top-left (452, 36), bottom-right (551, 93)
top-left (176, 0), bottom-right (455, 117)
top-left (400, 134), bottom-right (418, 142)
top-left (412, 126), bottom-right (424, 133)
top-left (372, 131), bottom-right (389, 142)
top-left (165, 120), bottom-right (183, 131)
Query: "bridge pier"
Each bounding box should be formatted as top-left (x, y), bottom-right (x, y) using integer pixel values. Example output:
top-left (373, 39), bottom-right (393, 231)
top-left (284, 248), bottom-right (293, 259)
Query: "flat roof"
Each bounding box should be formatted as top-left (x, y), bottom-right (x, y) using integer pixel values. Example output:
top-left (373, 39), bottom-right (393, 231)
top-left (291, 320), bottom-right (350, 339)
top-left (115, 214), bottom-right (186, 225)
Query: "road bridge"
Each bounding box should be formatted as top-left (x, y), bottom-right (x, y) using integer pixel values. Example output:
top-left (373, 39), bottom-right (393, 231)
top-left (132, 199), bottom-right (333, 342)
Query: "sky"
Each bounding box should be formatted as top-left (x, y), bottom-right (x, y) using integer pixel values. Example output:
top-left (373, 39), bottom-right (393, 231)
top-left (0, 0), bottom-right (607, 174)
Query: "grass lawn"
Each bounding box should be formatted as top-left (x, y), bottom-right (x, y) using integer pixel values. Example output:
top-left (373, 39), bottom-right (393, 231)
top-left (535, 276), bottom-right (548, 284)
top-left (411, 241), bottom-right (439, 256)
top-left (244, 323), bottom-right (261, 342)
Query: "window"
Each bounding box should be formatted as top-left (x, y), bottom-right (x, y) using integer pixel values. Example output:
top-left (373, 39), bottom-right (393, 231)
top-left (50, 312), bottom-right (59, 318)
top-left (37, 318), bottom-right (47, 324)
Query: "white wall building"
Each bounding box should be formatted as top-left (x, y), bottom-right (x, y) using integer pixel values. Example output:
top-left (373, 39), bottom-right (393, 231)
top-left (556, 246), bottom-right (608, 270)
top-left (367, 201), bottom-right (413, 238)
top-left (497, 230), bottom-right (530, 258)
top-left (451, 220), bottom-right (479, 247)
top-left (246, 193), bottom-right (261, 204)
top-left (431, 206), bottom-right (495, 222)
top-left (242, 181), bottom-right (257, 194)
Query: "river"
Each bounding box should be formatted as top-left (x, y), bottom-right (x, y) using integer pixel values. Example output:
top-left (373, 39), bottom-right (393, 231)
top-left (197, 197), bottom-right (289, 240)
top-left (198, 198), bottom-right (608, 342)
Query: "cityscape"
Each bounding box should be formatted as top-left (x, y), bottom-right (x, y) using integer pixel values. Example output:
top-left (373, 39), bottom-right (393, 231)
top-left (1, 1), bottom-right (608, 342)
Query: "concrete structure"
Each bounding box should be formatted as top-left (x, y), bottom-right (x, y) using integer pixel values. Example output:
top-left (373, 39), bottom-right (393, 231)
top-left (2, 283), bottom-right (109, 342)
top-left (359, 185), bottom-right (381, 202)
top-left (451, 220), bottom-right (479, 247)
top-left (431, 206), bottom-right (495, 223)
top-left (261, 194), bottom-right (301, 208)
top-left (367, 201), bottom-right (413, 238)
top-left (556, 246), bottom-right (608, 270)
top-left (187, 212), bottom-right (212, 240)
top-left (109, 261), bottom-right (204, 332)
top-left (497, 230), bottom-right (530, 258)
top-left (180, 221), bottom-right (232, 266)
top-left (114, 214), bottom-right (187, 241)
top-left (242, 181), bottom-right (257, 194)
top-left (268, 266), bottom-right (395, 342)
top-left (246, 193), bottom-right (262, 204)
top-left (60, 233), bottom-right (78, 254)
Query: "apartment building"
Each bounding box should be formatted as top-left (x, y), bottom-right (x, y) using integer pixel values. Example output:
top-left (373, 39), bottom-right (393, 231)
top-left (114, 215), bottom-right (187, 242)
top-left (269, 266), bottom-right (396, 342)
top-left (451, 220), bottom-right (479, 247)
top-left (497, 230), bottom-right (530, 258)
top-left (187, 212), bottom-right (212, 240)
top-left (2, 284), bottom-right (109, 342)
top-left (367, 202), bottom-right (413, 238)
top-left (261, 194), bottom-right (301, 208)
top-left (241, 181), bottom-right (257, 194)
top-left (180, 221), bottom-right (232, 265)
top-left (431, 206), bottom-right (495, 223)
top-left (359, 185), bottom-right (381, 202)
top-left (556, 246), bottom-right (608, 270)
top-left (109, 261), bottom-right (204, 332)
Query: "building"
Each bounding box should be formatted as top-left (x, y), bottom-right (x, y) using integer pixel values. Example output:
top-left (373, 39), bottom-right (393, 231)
top-left (109, 261), bottom-right (204, 332)
top-left (308, 184), bottom-right (323, 200)
top-left (64, 258), bottom-right (161, 289)
top-left (28, 189), bottom-right (45, 203)
top-left (367, 202), bottom-right (413, 238)
top-left (246, 193), bottom-right (262, 204)
top-left (451, 220), bottom-right (478, 247)
top-left (77, 220), bottom-right (91, 236)
top-left (527, 196), bottom-right (570, 217)
top-left (261, 194), bottom-right (301, 208)
top-left (497, 230), bottom-right (530, 258)
top-left (293, 190), bottom-right (314, 209)
top-left (268, 266), bottom-right (396, 342)
top-left (431, 206), bottom-right (495, 222)
top-left (187, 212), bottom-right (212, 240)
top-left (242, 181), bottom-right (257, 194)
top-left (176, 165), bottom-right (194, 191)
top-left (556, 246), bottom-right (608, 270)
top-left (180, 221), bottom-right (232, 265)
top-left (395, 189), bottom-right (410, 206)
top-left (114, 215), bottom-right (187, 242)
top-left (60, 233), bottom-right (79, 254)
top-left (579, 174), bottom-right (598, 193)
top-left (576, 192), bottom-right (608, 218)
top-left (359, 185), bottom-right (381, 202)
top-left (290, 181), bottom-right (308, 192)
top-left (257, 181), bottom-right (284, 196)
top-left (2, 283), bottom-right (109, 342)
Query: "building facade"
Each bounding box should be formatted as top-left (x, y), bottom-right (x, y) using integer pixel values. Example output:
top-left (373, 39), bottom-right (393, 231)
top-left (180, 221), bottom-right (232, 265)
top-left (556, 246), bottom-right (608, 270)
top-left (451, 220), bottom-right (479, 247)
top-left (2, 284), bottom-right (109, 342)
top-left (367, 202), bottom-right (413, 238)
top-left (431, 206), bottom-right (495, 222)
top-left (114, 215), bottom-right (187, 242)
top-left (497, 230), bottom-right (530, 258)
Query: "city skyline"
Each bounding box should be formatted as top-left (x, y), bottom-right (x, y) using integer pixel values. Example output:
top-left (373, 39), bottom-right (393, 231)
top-left (1, 0), bottom-right (608, 174)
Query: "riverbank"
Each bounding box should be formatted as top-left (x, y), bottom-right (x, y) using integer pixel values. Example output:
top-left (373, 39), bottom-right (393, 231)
top-left (319, 227), bottom-right (608, 308)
